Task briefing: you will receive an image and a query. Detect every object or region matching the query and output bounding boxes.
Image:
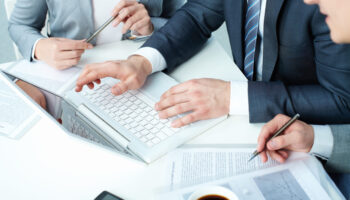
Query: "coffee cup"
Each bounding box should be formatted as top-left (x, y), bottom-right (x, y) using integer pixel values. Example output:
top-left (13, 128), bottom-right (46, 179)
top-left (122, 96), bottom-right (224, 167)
top-left (188, 185), bottom-right (239, 200)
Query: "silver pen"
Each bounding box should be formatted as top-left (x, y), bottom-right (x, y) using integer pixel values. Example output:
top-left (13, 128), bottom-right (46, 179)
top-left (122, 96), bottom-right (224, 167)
top-left (248, 113), bottom-right (300, 162)
top-left (86, 15), bottom-right (117, 43)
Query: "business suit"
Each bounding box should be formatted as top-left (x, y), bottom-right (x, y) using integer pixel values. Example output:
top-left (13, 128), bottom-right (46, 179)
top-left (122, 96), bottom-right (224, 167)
top-left (326, 125), bottom-right (350, 173)
top-left (8, 0), bottom-right (185, 61)
top-left (142, 0), bottom-right (350, 124)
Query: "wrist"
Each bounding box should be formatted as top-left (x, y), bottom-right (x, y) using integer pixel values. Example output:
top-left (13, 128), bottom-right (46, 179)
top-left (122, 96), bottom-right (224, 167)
top-left (128, 55), bottom-right (152, 76)
top-left (224, 81), bottom-right (231, 114)
top-left (34, 38), bottom-right (46, 60)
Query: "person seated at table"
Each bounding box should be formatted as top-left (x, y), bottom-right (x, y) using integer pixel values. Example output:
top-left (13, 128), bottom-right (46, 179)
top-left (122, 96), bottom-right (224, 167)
top-left (75, 0), bottom-right (350, 127)
top-left (8, 0), bottom-right (185, 108)
top-left (257, 0), bottom-right (350, 197)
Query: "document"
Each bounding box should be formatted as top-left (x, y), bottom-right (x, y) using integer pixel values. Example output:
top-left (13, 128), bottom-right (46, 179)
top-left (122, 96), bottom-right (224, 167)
top-left (2, 60), bottom-right (81, 97)
top-left (0, 76), bottom-right (40, 138)
top-left (157, 148), bottom-right (331, 200)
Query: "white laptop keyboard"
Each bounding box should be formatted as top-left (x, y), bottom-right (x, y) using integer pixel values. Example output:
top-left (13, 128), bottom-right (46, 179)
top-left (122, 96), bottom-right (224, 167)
top-left (81, 83), bottom-right (182, 147)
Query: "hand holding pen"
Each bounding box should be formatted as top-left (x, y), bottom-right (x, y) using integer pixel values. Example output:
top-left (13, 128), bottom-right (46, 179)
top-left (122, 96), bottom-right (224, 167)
top-left (249, 114), bottom-right (315, 163)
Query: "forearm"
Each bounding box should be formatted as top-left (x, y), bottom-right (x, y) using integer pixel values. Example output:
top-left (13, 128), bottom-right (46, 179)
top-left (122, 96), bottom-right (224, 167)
top-left (8, 0), bottom-right (47, 60)
top-left (142, 0), bottom-right (224, 71)
top-left (248, 81), bottom-right (350, 124)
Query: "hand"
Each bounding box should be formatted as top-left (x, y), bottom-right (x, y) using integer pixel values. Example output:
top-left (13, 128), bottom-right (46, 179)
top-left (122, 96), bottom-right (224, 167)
top-left (34, 38), bottom-right (93, 70)
top-left (112, 0), bottom-right (154, 35)
top-left (75, 55), bottom-right (152, 95)
top-left (16, 80), bottom-right (47, 110)
top-left (155, 78), bottom-right (230, 128)
top-left (257, 114), bottom-right (315, 163)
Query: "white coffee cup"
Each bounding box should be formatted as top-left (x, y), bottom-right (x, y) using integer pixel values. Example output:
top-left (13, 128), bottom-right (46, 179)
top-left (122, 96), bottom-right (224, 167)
top-left (188, 185), bottom-right (239, 200)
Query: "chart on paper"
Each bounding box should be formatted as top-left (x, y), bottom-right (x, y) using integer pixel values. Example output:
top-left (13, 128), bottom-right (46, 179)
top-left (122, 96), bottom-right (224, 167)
top-left (254, 169), bottom-right (310, 200)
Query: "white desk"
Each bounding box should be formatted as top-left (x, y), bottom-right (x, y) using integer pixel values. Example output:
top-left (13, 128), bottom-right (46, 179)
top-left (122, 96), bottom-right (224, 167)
top-left (0, 39), bottom-right (344, 200)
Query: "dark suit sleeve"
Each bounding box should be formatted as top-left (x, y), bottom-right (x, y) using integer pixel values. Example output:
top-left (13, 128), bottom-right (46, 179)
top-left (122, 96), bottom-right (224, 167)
top-left (142, 0), bottom-right (225, 71)
top-left (248, 10), bottom-right (350, 124)
top-left (325, 125), bottom-right (350, 173)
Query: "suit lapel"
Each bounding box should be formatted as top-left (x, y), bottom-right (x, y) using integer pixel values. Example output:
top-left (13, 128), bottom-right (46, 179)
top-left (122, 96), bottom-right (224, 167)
top-left (79, 0), bottom-right (95, 35)
top-left (226, 0), bottom-right (244, 71)
top-left (262, 0), bottom-right (285, 81)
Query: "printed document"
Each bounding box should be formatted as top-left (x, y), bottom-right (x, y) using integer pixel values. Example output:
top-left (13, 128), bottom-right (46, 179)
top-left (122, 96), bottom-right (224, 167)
top-left (157, 148), bottom-right (331, 200)
top-left (0, 75), bottom-right (40, 138)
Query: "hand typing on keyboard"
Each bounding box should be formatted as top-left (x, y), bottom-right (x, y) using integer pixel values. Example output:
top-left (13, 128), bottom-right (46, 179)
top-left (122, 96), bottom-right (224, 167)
top-left (81, 83), bottom-right (182, 147)
top-left (75, 55), bottom-right (152, 95)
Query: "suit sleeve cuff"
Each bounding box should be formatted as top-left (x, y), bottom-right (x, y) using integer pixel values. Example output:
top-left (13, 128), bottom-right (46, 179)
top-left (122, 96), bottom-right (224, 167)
top-left (229, 81), bottom-right (249, 116)
top-left (309, 125), bottom-right (334, 160)
top-left (31, 38), bottom-right (43, 61)
top-left (132, 47), bottom-right (167, 73)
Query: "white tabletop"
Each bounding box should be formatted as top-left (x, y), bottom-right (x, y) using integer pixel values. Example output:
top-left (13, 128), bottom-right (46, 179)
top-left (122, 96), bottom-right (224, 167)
top-left (0, 39), bottom-right (344, 200)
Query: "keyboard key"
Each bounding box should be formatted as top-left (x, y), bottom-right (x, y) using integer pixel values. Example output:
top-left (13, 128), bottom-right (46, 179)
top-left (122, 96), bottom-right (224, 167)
top-left (135, 125), bottom-right (144, 132)
top-left (141, 129), bottom-right (149, 135)
top-left (145, 133), bottom-right (155, 140)
top-left (150, 128), bottom-right (159, 134)
top-left (152, 137), bottom-right (161, 144)
top-left (145, 124), bottom-right (153, 130)
top-left (140, 137), bottom-right (147, 143)
top-left (156, 132), bottom-right (167, 140)
top-left (161, 127), bottom-right (174, 136)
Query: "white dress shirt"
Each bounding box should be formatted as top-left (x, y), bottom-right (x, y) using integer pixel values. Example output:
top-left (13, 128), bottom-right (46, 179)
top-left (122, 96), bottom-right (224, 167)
top-left (133, 0), bottom-right (334, 159)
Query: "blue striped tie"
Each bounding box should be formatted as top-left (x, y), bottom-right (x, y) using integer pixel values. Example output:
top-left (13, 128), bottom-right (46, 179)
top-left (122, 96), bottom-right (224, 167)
top-left (244, 0), bottom-right (261, 80)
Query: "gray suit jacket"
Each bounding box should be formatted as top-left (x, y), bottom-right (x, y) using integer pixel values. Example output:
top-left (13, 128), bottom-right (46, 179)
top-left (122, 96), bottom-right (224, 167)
top-left (8, 0), bottom-right (184, 61)
top-left (326, 125), bottom-right (350, 173)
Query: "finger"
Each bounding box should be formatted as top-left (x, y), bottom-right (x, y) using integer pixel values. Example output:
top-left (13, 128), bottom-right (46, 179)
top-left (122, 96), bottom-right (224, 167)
top-left (57, 50), bottom-right (84, 60)
top-left (277, 150), bottom-right (289, 159)
top-left (130, 17), bottom-right (151, 33)
top-left (111, 81), bottom-right (129, 96)
top-left (76, 62), bottom-right (120, 89)
top-left (58, 40), bottom-right (93, 51)
top-left (257, 114), bottom-right (291, 152)
top-left (171, 111), bottom-right (201, 128)
top-left (112, 0), bottom-right (138, 17)
top-left (113, 4), bottom-right (139, 27)
top-left (94, 79), bottom-right (101, 85)
top-left (267, 133), bottom-right (296, 151)
top-left (56, 58), bottom-right (81, 70)
top-left (121, 7), bottom-right (145, 33)
top-left (161, 83), bottom-right (189, 99)
top-left (260, 151), bottom-right (268, 163)
top-left (268, 150), bottom-right (286, 163)
top-left (158, 102), bottom-right (194, 120)
top-left (155, 93), bottom-right (189, 111)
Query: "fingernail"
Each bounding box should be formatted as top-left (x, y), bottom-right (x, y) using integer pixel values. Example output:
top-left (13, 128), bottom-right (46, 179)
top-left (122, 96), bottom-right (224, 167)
top-left (268, 140), bottom-right (277, 149)
top-left (112, 88), bottom-right (120, 95)
top-left (88, 44), bottom-right (93, 49)
top-left (172, 121), bottom-right (180, 128)
top-left (155, 104), bottom-right (159, 110)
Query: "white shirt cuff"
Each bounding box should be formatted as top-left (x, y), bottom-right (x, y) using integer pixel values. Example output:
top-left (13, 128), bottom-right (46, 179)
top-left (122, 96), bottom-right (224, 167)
top-left (132, 47), bottom-right (167, 73)
top-left (31, 38), bottom-right (43, 61)
top-left (229, 81), bottom-right (249, 116)
top-left (309, 125), bottom-right (334, 160)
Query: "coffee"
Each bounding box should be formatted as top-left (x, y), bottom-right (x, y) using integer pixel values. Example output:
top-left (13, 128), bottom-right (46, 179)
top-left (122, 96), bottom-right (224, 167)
top-left (198, 194), bottom-right (229, 200)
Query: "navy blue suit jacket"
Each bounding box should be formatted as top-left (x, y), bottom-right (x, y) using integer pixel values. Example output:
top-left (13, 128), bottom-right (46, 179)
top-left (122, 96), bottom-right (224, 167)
top-left (142, 0), bottom-right (350, 124)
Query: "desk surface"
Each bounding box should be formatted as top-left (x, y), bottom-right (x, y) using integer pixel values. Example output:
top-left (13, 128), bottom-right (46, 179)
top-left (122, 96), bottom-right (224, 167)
top-left (0, 39), bottom-right (343, 200)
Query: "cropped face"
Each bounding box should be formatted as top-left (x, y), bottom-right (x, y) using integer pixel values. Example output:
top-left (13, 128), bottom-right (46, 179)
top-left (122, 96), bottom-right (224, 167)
top-left (304, 0), bottom-right (350, 43)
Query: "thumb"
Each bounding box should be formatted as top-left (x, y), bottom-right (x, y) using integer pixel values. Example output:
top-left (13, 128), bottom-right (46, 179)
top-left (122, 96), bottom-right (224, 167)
top-left (267, 134), bottom-right (296, 151)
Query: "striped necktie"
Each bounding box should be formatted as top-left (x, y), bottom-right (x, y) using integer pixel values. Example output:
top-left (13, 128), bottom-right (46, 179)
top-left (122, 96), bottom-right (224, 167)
top-left (244, 0), bottom-right (261, 81)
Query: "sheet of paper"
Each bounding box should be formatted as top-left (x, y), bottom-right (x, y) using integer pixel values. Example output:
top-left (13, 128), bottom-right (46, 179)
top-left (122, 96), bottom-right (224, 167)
top-left (0, 75), bottom-right (40, 138)
top-left (2, 60), bottom-right (81, 97)
top-left (157, 148), bottom-right (331, 200)
top-left (166, 148), bottom-right (308, 191)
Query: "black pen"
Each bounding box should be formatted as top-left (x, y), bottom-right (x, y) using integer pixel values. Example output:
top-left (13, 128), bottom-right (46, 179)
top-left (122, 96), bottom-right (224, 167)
top-left (248, 113), bottom-right (300, 162)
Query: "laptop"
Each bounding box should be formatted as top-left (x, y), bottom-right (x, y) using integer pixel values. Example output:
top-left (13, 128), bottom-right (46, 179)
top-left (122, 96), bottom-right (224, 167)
top-left (0, 71), bottom-right (41, 139)
top-left (2, 60), bottom-right (226, 163)
top-left (63, 72), bottom-right (226, 163)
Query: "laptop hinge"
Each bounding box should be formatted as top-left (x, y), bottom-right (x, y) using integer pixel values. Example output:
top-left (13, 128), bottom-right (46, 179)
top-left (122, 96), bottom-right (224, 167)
top-left (77, 104), bottom-right (130, 148)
